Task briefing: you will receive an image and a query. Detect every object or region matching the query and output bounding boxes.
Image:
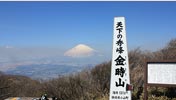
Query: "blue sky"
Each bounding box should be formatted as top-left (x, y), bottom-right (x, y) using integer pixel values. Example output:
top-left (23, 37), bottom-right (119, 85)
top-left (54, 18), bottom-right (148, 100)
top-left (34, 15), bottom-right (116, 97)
top-left (0, 2), bottom-right (176, 53)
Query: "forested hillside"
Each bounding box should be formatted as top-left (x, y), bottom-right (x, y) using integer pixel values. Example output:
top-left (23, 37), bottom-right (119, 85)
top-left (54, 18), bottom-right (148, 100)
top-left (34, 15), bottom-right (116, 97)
top-left (1, 39), bottom-right (176, 100)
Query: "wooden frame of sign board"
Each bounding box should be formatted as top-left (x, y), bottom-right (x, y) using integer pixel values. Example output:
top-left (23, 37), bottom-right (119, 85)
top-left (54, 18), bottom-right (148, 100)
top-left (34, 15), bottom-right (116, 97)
top-left (144, 61), bottom-right (176, 100)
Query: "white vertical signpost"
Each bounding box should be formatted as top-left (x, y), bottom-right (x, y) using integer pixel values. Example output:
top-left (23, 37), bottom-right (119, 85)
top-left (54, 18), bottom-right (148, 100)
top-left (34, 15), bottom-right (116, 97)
top-left (109, 17), bottom-right (131, 100)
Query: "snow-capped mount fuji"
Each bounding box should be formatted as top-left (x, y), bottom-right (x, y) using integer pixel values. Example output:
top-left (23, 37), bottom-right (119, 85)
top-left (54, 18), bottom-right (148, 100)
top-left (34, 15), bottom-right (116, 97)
top-left (64, 44), bottom-right (96, 58)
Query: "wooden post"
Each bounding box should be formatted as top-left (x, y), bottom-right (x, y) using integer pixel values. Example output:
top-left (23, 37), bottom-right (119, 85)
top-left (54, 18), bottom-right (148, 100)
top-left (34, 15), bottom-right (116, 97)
top-left (144, 83), bottom-right (148, 100)
top-left (144, 62), bottom-right (148, 100)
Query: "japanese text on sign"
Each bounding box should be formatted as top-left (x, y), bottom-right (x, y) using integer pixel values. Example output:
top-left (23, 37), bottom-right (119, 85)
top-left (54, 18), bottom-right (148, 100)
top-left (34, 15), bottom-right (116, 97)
top-left (109, 17), bottom-right (131, 100)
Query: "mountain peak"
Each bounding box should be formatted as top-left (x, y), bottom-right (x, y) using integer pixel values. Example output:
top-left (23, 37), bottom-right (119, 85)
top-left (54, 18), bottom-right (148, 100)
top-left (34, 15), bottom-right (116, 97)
top-left (64, 44), bottom-right (95, 58)
top-left (74, 44), bottom-right (94, 51)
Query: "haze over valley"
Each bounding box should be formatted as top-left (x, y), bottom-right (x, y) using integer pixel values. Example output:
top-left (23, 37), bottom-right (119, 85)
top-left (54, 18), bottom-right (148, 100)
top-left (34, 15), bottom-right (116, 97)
top-left (0, 44), bottom-right (110, 79)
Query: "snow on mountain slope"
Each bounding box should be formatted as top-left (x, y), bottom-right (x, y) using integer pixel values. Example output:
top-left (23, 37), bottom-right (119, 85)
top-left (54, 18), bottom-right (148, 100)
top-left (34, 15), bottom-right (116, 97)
top-left (64, 44), bottom-right (96, 58)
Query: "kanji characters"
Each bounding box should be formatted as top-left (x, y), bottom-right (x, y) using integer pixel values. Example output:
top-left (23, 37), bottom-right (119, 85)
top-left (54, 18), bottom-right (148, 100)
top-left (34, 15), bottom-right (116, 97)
top-left (116, 78), bottom-right (125, 87)
top-left (116, 39), bottom-right (124, 47)
top-left (116, 22), bottom-right (123, 33)
top-left (116, 47), bottom-right (124, 54)
top-left (116, 22), bottom-right (123, 28)
top-left (115, 67), bottom-right (126, 77)
top-left (114, 55), bottom-right (126, 66)
top-left (111, 19), bottom-right (130, 100)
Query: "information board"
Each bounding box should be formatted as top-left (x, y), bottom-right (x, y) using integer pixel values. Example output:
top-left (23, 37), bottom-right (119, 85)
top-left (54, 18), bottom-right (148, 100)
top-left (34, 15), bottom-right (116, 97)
top-left (148, 63), bottom-right (176, 85)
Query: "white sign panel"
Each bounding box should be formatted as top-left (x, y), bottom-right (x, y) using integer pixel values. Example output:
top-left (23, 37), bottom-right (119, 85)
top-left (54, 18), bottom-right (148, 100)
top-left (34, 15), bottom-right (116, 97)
top-left (109, 17), bottom-right (131, 100)
top-left (148, 63), bottom-right (176, 85)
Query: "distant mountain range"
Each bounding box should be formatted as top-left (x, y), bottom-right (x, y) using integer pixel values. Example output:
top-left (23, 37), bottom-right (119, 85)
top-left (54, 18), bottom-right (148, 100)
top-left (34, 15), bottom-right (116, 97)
top-left (5, 64), bottom-right (93, 80)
